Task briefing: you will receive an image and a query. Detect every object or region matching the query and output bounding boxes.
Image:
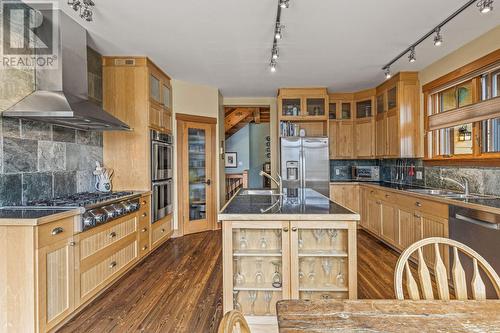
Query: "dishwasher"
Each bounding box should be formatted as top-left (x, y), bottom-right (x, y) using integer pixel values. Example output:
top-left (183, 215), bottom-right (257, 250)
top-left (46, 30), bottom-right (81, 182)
top-left (449, 205), bottom-right (500, 298)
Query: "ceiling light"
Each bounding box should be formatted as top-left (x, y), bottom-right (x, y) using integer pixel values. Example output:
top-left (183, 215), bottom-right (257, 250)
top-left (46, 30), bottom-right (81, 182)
top-left (384, 67), bottom-right (391, 79)
top-left (279, 0), bottom-right (290, 8)
top-left (270, 60), bottom-right (277, 72)
top-left (478, 0), bottom-right (493, 13)
top-left (433, 28), bottom-right (443, 46)
top-left (272, 46), bottom-right (279, 60)
top-left (68, 0), bottom-right (95, 22)
top-left (408, 47), bottom-right (416, 63)
top-left (275, 23), bottom-right (283, 39)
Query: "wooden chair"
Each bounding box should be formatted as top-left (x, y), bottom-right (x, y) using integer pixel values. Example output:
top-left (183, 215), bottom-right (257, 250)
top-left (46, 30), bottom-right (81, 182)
top-left (394, 237), bottom-right (500, 300)
top-left (217, 310), bottom-right (251, 333)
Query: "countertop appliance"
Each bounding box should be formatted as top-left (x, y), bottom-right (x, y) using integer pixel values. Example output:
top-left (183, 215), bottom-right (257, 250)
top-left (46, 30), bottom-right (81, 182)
top-left (351, 166), bottom-right (380, 181)
top-left (449, 205), bottom-right (500, 298)
top-left (280, 137), bottom-right (329, 197)
top-left (3, 10), bottom-right (130, 131)
top-left (27, 191), bottom-right (142, 232)
top-left (151, 130), bottom-right (173, 222)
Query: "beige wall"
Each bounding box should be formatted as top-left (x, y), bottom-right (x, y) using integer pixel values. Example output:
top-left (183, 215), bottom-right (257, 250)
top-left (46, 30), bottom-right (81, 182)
top-left (222, 97), bottom-right (279, 184)
top-left (171, 79), bottom-right (221, 233)
top-left (419, 25), bottom-right (500, 85)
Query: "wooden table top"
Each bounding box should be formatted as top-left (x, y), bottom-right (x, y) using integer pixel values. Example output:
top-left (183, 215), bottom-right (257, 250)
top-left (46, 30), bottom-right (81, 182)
top-left (276, 299), bottom-right (500, 333)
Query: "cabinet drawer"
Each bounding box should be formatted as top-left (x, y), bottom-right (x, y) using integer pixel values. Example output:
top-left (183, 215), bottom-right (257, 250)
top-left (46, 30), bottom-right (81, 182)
top-left (152, 218), bottom-right (171, 247)
top-left (79, 216), bottom-right (137, 260)
top-left (37, 217), bottom-right (75, 249)
top-left (138, 230), bottom-right (150, 256)
top-left (79, 236), bottom-right (138, 300)
top-left (399, 196), bottom-right (448, 218)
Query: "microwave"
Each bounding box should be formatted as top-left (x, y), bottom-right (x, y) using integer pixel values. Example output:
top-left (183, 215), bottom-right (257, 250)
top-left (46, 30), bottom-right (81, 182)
top-left (151, 130), bottom-right (173, 181)
top-left (351, 166), bottom-right (380, 181)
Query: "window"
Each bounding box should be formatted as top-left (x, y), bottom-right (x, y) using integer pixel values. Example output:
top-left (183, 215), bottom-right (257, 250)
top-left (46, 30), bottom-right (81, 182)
top-left (424, 56), bottom-right (500, 163)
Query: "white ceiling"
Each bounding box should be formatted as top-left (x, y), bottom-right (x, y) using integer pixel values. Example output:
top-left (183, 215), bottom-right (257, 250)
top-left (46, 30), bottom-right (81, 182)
top-left (61, 0), bottom-right (500, 97)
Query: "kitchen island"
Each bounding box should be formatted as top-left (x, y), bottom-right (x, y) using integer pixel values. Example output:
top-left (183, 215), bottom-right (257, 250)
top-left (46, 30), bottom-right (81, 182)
top-left (218, 188), bottom-right (360, 321)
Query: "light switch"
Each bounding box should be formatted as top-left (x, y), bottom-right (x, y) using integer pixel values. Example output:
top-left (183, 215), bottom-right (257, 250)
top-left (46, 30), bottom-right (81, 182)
top-left (416, 171), bottom-right (423, 180)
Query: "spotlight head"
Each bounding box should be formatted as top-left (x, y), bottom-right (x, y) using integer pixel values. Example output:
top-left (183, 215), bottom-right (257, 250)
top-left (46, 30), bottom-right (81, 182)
top-left (384, 68), bottom-right (391, 80)
top-left (433, 28), bottom-right (443, 46)
top-left (270, 60), bottom-right (277, 73)
top-left (408, 47), bottom-right (416, 63)
top-left (478, 0), bottom-right (493, 13)
top-left (279, 0), bottom-right (290, 9)
top-left (275, 24), bottom-right (283, 40)
top-left (272, 46), bottom-right (279, 60)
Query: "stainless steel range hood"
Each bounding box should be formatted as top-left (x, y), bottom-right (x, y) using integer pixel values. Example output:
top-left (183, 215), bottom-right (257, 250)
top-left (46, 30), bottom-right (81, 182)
top-left (3, 10), bottom-right (130, 131)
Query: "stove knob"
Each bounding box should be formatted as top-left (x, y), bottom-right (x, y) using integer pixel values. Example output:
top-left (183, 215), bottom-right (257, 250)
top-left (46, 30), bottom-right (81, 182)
top-left (113, 204), bottom-right (124, 216)
top-left (82, 216), bottom-right (96, 229)
top-left (130, 202), bottom-right (139, 211)
top-left (123, 202), bottom-right (133, 212)
top-left (104, 206), bottom-right (116, 219)
top-left (94, 212), bottom-right (107, 224)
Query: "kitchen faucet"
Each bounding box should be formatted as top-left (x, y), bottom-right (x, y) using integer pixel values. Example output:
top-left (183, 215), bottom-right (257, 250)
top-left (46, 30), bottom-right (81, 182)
top-left (440, 176), bottom-right (470, 196)
top-left (259, 171), bottom-right (282, 194)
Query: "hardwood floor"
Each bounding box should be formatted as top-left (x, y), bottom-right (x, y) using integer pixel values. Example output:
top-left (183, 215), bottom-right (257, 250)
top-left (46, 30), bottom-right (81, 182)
top-left (58, 229), bottom-right (404, 333)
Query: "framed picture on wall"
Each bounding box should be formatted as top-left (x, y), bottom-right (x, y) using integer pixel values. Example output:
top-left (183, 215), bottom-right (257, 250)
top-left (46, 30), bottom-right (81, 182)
top-left (225, 152), bottom-right (237, 168)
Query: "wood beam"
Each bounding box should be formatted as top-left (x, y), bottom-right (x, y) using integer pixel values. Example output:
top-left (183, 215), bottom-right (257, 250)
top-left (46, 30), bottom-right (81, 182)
top-left (224, 108), bottom-right (254, 132)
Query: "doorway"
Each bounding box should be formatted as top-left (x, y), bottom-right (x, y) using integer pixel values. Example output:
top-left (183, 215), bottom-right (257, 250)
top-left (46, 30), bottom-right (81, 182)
top-left (224, 106), bottom-right (271, 199)
top-left (177, 114), bottom-right (217, 235)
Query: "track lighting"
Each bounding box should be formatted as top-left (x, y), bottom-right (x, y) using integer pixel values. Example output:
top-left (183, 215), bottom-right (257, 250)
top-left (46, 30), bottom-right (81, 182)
top-left (272, 46), bottom-right (279, 60)
top-left (408, 47), bottom-right (416, 63)
top-left (279, 0), bottom-right (290, 9)
top-left (270, 60), bottom-right (277, 72)
top-left (384, 68), bottom-right (391, 80)
top-left (433, 28), bottom-right (443, 46)
top-left (275, 23), bottom-right (283, 40)
top-left (68, 0), bottom-right (95, 22)
top-left (478, 0), bottom-right (493, 13)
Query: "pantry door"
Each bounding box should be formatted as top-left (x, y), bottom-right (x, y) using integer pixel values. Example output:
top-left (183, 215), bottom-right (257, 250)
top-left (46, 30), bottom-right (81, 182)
top-left (177, 114), bottom-right (217, 235)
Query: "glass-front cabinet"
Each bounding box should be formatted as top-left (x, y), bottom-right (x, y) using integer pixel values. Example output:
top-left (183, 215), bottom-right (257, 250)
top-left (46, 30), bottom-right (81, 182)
top-left (341, 102), bottom-right (352, 120)
top-left (278, 88), bottom-right (328, 120)
top-left (149, 74), bottom-right (161, 104)
top-left (306, 98), bottom-right (326, 117)
top-left (281, 98), bottom-right (302, 117)
top-left (223, 220), bottom-right (356, 316)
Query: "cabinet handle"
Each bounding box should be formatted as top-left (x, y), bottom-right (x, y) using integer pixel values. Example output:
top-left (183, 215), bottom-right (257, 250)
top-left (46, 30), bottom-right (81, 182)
top-left (370, 191), bottom-right (375, 194)
top-left (141, 212), bottom-right (147, 218)
top-left (283, 227), bottom-right (289, 232)
top-left (109, 231), bottom-right (117, 238)
top-left (109, 261), bottom-right (117, 269)
top-left (142, 200), bottom-right (147, 205)
top-left (415, 202), bottom-right (422, 207)
top-left (141, 228), bottom-right (148, 233)
top-left (292, 227), bottom-right (297, 232)
top-left (385, 194), bottom-right (390, 198)
top-left (51, 227), bottom-right (64, 235)
top-left (142, 245), bottom-right (148, 251)
top-left (68, 241), bottom-right (76, 246)
top-left (161, 228), bottom-right (166, 233)
top-left (376, 201), bottom-right (381, 205)
top-left (414, 213), bottom-right (421, 218)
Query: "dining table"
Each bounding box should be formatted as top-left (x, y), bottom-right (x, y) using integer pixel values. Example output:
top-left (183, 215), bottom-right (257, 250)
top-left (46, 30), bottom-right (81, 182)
top-left (276, 299), bottom-right (500, 332)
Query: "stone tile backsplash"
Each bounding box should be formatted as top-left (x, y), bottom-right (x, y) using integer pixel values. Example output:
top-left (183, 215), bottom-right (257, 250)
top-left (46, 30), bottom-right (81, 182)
top-left (0, 117), bottom-right (103, 206)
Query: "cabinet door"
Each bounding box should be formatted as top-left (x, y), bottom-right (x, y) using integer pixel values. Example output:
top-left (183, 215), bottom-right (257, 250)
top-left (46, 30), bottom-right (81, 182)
top-left (343, 185), bottom-right (359, 213)
top-left (359, 188), bottom-right (369, 228)
top-left (355, 120), bottom-right (374, 158)
top-left (387, 112), bottom-right (399, 157)
top-left (306, 97), bottom-right (326, 117)
top-left (329, 184), bottom-right (344, 206)
top-left (224, 221), bottom-right (290, 316)
top-left (366, 197), bottom-right (382, 235)
top-left (38, 238), bottom-right (75, 332)
top-left (281, 97), bottom-right (302, 117)
top-left (161, 82), bottom-right (171, 110)
top-left (149, 74), bottom-right (161, 104)
top-left (375, 116), bottom-right (387, 157)
top-left (380, 202), bottom-right (398, 245)
top-left (290, 221), bottom-right (355, 300)
top-left (149, 104), bottom-right (162, 129)
top-left (337, 122), bottom-right (354, 158)
top-left (397, 207), bottom-right (417, 250)
top-left (329, 122), bottom-right (338, 158)
top-left (420, 212), bottom-right (449, 267)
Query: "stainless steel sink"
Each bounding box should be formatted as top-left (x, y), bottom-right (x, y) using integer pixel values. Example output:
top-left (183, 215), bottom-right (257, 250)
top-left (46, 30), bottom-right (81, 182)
top-left (406, 188), bottom-right (457, 195)
top-left (239, 189), bottom-right (281, 196)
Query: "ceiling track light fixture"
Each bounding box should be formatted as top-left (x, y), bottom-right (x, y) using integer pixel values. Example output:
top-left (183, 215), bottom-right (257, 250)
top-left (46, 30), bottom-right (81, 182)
top-left (381, 0), bottom-right (488, 79)
top-left (67, 0), bottom-right (95, 22)
top-left (477, 0), bottom-right (494, 13)
top-left (269, 0), bottom-right (290, 72)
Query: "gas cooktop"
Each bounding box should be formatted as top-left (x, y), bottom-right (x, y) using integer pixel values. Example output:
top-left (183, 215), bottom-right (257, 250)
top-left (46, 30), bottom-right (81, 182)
top-left (27, 191), bottom-right (136, 208)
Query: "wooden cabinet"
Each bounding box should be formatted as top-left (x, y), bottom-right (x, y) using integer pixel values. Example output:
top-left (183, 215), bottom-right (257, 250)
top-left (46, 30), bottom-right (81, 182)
top-left (38, 237), bottom-right (76, 332)
top-left (366, 196), bottom-right (382, 234)
top-left (354, 118), bottom-right (374, 158)
top-left (151, 215), bottom-right (173, 249)
top-left (380, 201), bottom-right (398, 245)
top-left (222, 220), bottom-right (357, 316)
top-left (329, 183), bottom-right (359, 213)
top-left (396, 206), bottom-right (419, 250)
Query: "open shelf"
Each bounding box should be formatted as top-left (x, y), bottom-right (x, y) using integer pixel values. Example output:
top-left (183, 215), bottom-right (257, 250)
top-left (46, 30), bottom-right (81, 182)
top-left (299, 286), bottom-right (348, 292)
top-left (233, 250), bottom-right (282, 257)
top-left (298, 250), bottom-right (348, 257)
top-left (234, 285), bottom-right (282, 291)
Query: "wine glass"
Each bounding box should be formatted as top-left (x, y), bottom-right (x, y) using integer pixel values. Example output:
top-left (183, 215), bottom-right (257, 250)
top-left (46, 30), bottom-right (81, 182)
top-left (233, 258), bottom-right (245, 286)
top-left (312, 229), bottom-right (324, 244)
top-left (233, 290), bottom-right (242, 311)
top-left (248, 290), bottom-right (257, 315)
top-left (336, 259), bottom-right (345, 287)
top-left (255, 258), bottom-right (265, 285)
top-left (298, 231), bottom-right (304, 250)
top-left (271, 260), bottom-right (282, 288)
top-left (259, 230), bottom-right (268, 249)
top-left (321, 258), bottom-right (333, 286)
top-left (239, 229), bottom-right (249, 250)
top-left (327, 229), bottom-right (338, 248)
top-left (273, 229), bottom-right (282, 248)
top-left (263, 291), bottom-right (273, 315)
top-left (307, 258), bottom-right (316, 284)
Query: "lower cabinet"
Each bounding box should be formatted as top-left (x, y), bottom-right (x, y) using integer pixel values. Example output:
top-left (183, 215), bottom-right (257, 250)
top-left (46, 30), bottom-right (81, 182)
top-left (222, 220), bottom-right (357, 316)
top-left (329, 183), bottom-right (359, 213)
top-left (380, 201), bottom-right (397, 245)
top-left (151, 214), bottom-right (173, 249)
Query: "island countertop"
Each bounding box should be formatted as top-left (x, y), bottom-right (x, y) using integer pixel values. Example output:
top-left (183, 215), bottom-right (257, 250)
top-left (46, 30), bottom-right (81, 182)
top-left (218, 188), bottom-right (360, 221)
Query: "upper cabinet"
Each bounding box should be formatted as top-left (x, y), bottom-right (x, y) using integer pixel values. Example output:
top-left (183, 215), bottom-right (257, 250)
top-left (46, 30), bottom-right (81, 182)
top-left (149, 74), bottom-right (161, 104)
top-left (353, 90), bottom-right (375, 158)
top-left (278, 88), bottom-right (329, 137)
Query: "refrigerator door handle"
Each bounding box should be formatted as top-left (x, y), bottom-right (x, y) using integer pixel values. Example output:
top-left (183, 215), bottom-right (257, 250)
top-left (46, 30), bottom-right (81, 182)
top-left (300, 142), bottom-right (306, 189)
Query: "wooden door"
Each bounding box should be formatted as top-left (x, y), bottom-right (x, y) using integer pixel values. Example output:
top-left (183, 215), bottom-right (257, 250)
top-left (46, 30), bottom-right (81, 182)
top-left (355, 119), bottom-right (374, 158)
top-left (38, 238), bottom-right (75, 332)
top-left (380, 202), bottom-right (398, 244)
top-left (179, 118), bottom-right (217, 235)
top-left (337, 122), bottom-right (354, 158)
top-left (222, 220), bottom-right (290, 315)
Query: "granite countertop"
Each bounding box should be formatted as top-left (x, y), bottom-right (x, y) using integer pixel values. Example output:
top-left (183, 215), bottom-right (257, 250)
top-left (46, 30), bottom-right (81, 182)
top-left (218, 188), bottom-right (359, 221)
top-left (330, 180), bottom-right (500, 214)
top-left (0, 207), bottom-right (84, 226)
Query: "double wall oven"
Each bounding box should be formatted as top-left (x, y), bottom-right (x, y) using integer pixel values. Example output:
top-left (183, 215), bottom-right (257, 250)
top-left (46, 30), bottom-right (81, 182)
top-left (151, 130), bottom-right (173, 222)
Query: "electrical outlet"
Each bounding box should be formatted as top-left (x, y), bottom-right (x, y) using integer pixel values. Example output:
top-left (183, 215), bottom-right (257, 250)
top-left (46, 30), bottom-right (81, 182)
top-left (416, 171), bottom-right (423, 180)
top-left (335, 168), bottom-right (340, 176)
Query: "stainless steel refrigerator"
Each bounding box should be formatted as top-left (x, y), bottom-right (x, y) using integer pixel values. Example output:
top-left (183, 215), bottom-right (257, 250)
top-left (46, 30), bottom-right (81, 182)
top-left (280, 137), bottom-right (330, 196)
